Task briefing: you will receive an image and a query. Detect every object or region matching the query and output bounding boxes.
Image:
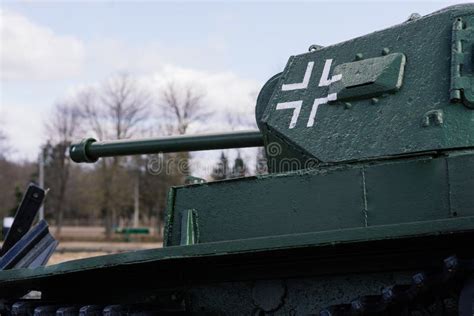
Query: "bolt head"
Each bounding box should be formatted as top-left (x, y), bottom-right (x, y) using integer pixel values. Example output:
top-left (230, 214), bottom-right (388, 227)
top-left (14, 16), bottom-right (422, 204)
top-left (407, 13), bottom-right (421, 22)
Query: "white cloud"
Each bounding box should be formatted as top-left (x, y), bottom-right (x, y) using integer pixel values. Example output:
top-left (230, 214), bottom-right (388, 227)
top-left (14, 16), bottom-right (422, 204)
top-left (0, 9), bottom-right (85, 81)
top-left (0, 9), bottom-right (264, 169)
top-left (146, 64), bottom-right (261, 132)
top-left (85, 39), bottom-right (166, 76)
top-left (0, 102), bottom-right (44, 160)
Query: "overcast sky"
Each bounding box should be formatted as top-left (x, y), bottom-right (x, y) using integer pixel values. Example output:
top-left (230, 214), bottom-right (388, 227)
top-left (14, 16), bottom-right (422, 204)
top-left (1, 0), bottom-right (471, 162)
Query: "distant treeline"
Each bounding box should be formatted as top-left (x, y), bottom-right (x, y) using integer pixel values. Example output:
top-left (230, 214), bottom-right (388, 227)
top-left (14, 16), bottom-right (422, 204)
top-left (0, 73), bottom-right (267, 239)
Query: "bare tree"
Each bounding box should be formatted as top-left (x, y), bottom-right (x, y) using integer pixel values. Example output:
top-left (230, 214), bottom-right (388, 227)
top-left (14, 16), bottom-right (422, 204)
top-left (139, 82), bottom-right (207, 235)
top-left (44, 102), bottom-right (80, 236)
top-left (102, 74), bottom-right (151, 139)
top-left (160, 82), bottom-right (207, 135)
top-left (0, 121), bottom-right (9, 158)
top-left (159, 82), bottom-right (207, 177)
top-left (46, 103), bottom-right (80, 144)
top-left (79, 74), bottom-right (150, 140)
top-left (0, 132), bottom-right (6, 157)
top-left (78, 73), bottom-right (151, 238)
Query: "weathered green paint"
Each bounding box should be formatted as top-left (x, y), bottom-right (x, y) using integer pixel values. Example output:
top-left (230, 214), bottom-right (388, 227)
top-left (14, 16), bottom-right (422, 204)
top-left (166, 151), bottom-right (473, 245)
top-left (329, 52), bottom-right (406, 101)
top-left (0, 216), bottom-right (473, 287)
top-left (163, 186), bottom-right (176, 247)
top-left (451, 15), bottom-right (474, 108)
top-left (259, 6), bottom-right (474, 166)
top-left (180, 209), bottom-right (199, 246)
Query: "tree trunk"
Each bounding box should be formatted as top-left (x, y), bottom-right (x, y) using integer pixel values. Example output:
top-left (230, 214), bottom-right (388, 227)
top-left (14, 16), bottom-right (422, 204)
top-left (133, 173), bottom-right (140, 228)
top-left (54, 143), bottom-right (70, 238)
top-left (101, 159), bottom-right (114, 240)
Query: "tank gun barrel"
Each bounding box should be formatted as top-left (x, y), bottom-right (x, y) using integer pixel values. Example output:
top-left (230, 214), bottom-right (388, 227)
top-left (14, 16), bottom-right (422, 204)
top-left (70, 130), bottom-right (263, 163)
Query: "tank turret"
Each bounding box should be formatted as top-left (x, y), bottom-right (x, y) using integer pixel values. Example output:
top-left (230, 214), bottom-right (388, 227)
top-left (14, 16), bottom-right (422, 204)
top-left (255, 5), bottom-right (474, 170)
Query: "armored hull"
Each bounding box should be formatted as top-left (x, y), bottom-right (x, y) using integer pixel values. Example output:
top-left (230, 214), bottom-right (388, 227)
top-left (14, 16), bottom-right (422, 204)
top-left (1, 4), bottom-right (474, 315)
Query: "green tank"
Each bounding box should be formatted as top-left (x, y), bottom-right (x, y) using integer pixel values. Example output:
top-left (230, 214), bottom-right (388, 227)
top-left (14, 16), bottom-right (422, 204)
top-left (1, 4), bottom-right (474, 315)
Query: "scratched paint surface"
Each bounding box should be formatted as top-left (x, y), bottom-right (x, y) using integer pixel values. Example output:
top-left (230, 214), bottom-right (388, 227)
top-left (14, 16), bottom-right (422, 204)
top-left (167, 151), bottom-right (474, 245)
top-left (260, 5), bottom-right (474, 163)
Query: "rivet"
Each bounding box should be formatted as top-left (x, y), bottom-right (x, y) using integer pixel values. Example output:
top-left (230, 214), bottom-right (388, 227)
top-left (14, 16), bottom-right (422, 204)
top-left (351, 299), bottom-right (363, 310)
top-left (382, 48), bottom-right (390, 55)
top-left (355, 53), bottom-right (363, 61)
top-left (407, 13), bottom-right (421, 22)
top-left (413, 273), bottom-right (425, 285)
top-left (344, 102), bottom-right (352, 109)
top-left (308, 44), bottom-right (324, 52)
top-left (371, 98), bottom-right (379, 104)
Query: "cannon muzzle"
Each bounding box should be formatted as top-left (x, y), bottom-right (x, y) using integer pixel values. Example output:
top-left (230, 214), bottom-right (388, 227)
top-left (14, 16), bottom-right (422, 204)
top-left (70, 130), bottom-right (264, 163)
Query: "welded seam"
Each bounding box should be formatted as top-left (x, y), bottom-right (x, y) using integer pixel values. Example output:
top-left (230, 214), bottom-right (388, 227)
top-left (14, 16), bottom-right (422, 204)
top-left (445, 157), bottom-right (452, 216)
top-left (362, 168), bottom-right (369, 227)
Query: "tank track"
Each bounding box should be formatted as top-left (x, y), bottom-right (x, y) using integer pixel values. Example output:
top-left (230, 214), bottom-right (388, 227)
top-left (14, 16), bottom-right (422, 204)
top-left (0, 301), bottom-right (186, 315)
top-left (320, 255), bottom-right (474, 316)
top-left (0, 255), bottom-right (472, 315)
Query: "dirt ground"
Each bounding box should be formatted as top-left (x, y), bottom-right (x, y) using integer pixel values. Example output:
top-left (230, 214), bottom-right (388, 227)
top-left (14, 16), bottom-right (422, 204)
top-left (48, 251), bottom-right (109, 265)
top-left (49, 226), bottom-right (162, 242)
top-left (1, 225), bottom-right (163, 265)
top-left (48, 241), bottom-right (162, 265)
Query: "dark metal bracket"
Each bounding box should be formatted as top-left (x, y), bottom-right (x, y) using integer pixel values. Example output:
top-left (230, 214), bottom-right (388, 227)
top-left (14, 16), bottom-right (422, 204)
top-left (0, 184), bottom-right (58, 270)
